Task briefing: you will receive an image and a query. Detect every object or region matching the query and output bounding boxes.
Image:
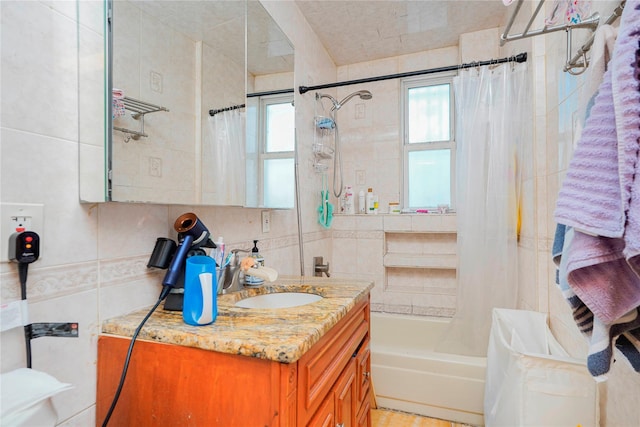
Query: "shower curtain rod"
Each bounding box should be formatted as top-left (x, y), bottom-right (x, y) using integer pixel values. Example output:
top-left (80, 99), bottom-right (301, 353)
top-left (209, 88), bottom-right (295, 116)
top-left (298, 52), bottom-right (528, 94)
top-left (247, 88), bottom-right (294, 98)
top-left (208, 104), bottom-right (245, 116)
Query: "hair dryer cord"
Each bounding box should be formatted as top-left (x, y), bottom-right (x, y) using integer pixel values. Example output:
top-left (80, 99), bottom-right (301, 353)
top-left (100, 297), bottom-right (164, 427)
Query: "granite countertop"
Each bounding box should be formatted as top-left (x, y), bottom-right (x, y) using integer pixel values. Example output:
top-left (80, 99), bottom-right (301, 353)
top-left (100, 276), bottom-right (373, 364)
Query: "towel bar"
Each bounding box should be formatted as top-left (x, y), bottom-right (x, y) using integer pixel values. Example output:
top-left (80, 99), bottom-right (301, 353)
top-left (113, 96), bottom-right (169, 142)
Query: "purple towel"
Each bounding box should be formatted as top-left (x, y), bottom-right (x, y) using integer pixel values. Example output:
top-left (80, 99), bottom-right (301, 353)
top-left (613, 1), bottom-right (640, 274)
top-left (565, 230), bottom-right (640, 323)
top-left (554, 66), bottom-right (623, 236)
top-left (555, 1), bottom-right (640, 239)
top-left (554, 0), bottom-right (640, 336)
top-left (557, 227), bottom-right (640, 376)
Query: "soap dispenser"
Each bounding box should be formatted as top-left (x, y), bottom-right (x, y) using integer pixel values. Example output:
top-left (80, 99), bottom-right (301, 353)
top-left (244, 240), bottom-right (264, 286)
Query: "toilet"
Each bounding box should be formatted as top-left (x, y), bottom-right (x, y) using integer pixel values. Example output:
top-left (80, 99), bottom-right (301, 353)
top-left (0, 368), bottom-right (72, 427)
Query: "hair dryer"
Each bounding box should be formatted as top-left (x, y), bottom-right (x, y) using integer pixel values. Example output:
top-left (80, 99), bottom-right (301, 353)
top-left (160, 213), bottom-right (213, 300)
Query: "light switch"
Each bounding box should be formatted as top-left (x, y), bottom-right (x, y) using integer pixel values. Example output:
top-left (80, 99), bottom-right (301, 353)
top-left (261, 211), bottom-right (271, 233)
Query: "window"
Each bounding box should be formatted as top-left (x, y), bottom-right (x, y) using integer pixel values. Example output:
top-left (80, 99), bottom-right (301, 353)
top-left (402, 75), bottom-right (455, 210)
top-left (259, 95), bottom-right (295, 208)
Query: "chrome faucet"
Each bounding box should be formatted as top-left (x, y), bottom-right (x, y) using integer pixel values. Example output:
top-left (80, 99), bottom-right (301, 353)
top-left (313, 256), bottom-right (330, 277)
top-left (219, 248), bottom-right (251, 294)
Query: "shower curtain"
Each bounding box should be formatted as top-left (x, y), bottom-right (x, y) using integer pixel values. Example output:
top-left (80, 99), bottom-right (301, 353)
top-left (206, 109), bottom-right (245, 206)
top-left (436, 61), bottom-right (531, 357)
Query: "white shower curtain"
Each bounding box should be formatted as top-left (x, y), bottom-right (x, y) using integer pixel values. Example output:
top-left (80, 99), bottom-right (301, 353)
top-left (206, 109), bottom-right (245, 206)
top-left (436, 61), bottom-right (531, 357)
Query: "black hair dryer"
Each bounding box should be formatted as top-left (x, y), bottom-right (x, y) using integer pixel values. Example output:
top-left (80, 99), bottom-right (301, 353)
top-left (150, 213), bottom-right (214, 301)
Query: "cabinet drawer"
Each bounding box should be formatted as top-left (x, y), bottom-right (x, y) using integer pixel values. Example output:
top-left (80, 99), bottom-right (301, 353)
top-left (298, 299), bottom-right (369, 424)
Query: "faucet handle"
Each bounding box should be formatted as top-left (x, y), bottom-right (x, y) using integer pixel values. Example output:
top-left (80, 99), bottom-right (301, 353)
top-left (219, 248), bottom-right (252, 294)
top-left (231, 248), bottom-right (251, 254)
top-left (229, 248), bottom-right (251, 266)
top-left (313, 256), bottom-right (330, 278)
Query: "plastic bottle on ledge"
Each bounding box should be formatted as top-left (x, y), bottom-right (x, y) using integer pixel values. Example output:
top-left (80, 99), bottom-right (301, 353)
top-left (373, 195), bottom-right (379, 214)
top-left (343, 185), bottom-right (355, 214)
top-left (366, 188), bottom-right (374, 214)
top-left (358, 190), bottom-right (366, 214)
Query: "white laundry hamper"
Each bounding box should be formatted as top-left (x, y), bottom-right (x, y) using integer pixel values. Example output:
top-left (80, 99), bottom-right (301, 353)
top-left (0, 368), bottom-right (72, 427)
top-left (484, 308), bottom-right (599, 427)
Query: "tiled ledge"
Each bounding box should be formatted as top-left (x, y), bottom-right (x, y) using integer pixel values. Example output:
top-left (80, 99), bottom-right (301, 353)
top-left (332, 213), bottom-right (457, 233)
top-left (384, 253), bottom-right (457, 269)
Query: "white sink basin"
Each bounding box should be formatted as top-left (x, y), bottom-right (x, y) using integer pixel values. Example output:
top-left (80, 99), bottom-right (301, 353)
top-left (235, 292), bottom-right (323, 309)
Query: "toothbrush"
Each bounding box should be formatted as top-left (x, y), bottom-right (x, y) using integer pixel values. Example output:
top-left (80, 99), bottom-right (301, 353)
top-left (222, 252), bottom-right (233, 268)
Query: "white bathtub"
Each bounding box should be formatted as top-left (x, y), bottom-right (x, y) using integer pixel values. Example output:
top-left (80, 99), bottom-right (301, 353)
top-left (370, 312), bottom-right (486, 426)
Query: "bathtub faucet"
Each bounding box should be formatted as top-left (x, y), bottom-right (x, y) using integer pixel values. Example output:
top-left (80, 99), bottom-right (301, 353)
top-left (313, 256), bottom-right (330, 277)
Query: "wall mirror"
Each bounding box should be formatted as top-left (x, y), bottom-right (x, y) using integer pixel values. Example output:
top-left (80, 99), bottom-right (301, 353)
top-left (78, 0), bottom-right (294, 208)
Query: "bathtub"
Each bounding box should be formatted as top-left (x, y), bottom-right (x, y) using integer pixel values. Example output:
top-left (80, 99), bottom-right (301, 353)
top-left (370, 312), bottom-right (486, 426)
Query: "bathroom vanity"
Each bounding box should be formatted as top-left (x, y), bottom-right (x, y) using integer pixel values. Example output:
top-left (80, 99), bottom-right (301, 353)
top-left (96, 277), bottom-right (373, 426)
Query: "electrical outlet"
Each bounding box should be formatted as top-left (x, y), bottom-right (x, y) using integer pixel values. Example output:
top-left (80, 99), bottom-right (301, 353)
top-left (149, 157), bottom-right (162, 177)
top-left (150, 70), bottom-right (163, 93)
top-left (1, 203), bottom-right (44, 262)
top-left (261, 210), bottom-right (271, 233)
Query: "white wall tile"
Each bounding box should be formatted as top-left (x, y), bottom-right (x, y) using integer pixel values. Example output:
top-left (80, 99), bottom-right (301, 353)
top-left (97, 204), bottom-right (169, 259)
top-left (1, 1), bottom-right (78, 141)
top-left (29, 290), bottom-right (99, 423)
top-left (1, 130), bottom-right (99, 266)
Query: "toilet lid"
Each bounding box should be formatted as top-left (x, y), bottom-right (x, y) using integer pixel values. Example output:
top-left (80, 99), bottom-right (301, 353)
top-left (0, 368), bottom-right (72, 422)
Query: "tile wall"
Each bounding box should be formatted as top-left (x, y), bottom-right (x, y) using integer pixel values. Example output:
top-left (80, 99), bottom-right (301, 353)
top-left (2, 0), bottom-right (639, 425)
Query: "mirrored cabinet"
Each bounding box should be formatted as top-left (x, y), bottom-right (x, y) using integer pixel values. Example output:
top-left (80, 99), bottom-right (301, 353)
top-left (78, 0), bottom-right (294, 208)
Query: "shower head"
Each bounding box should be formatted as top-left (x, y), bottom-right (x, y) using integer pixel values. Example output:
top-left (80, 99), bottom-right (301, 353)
top-left (316, 90), bottom-right (373, 111)
top-left (335, 90), bottom-right (373, 110)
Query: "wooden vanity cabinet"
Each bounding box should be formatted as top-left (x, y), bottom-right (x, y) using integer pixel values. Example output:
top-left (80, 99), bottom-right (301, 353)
top-left (96, 297), bottom-right (370, 426)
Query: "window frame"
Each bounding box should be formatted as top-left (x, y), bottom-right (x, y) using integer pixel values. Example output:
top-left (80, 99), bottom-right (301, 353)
top-left (401, 73), bottom-right (457, 210)
top-left (257, 93), bottom-right (295, 208)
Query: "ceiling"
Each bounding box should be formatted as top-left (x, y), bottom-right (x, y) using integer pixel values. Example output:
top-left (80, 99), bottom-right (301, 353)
top-left (126, 1), bottom-right (510, 74)
top-left (295, 0), bottom-right (510, 66)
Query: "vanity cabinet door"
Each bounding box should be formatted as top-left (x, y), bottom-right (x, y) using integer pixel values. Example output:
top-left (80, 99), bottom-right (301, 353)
top-left (355, 336), bottom-right (371, 407)
top-left (307, 393), bottom-right (334, 427)
top-left (334, 358), bottom-right (357, 427)
top-left (356, 395), bottom-right (371, 427)
top-left (308, 358), bottom-right (357, 427)
top-left (297, 299), bottom-right (369, 425)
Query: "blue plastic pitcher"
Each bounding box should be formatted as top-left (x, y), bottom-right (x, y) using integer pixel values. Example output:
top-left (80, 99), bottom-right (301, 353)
top-left (183, 255), bottom-right (217, 326)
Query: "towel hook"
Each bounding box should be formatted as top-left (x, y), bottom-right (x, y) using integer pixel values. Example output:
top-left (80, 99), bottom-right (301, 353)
top-left (565, 28), bottom-right (589, 76)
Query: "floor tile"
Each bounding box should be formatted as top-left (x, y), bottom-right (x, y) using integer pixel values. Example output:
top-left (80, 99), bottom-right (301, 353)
top-left (372, 408), bottom-right (455, 427)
